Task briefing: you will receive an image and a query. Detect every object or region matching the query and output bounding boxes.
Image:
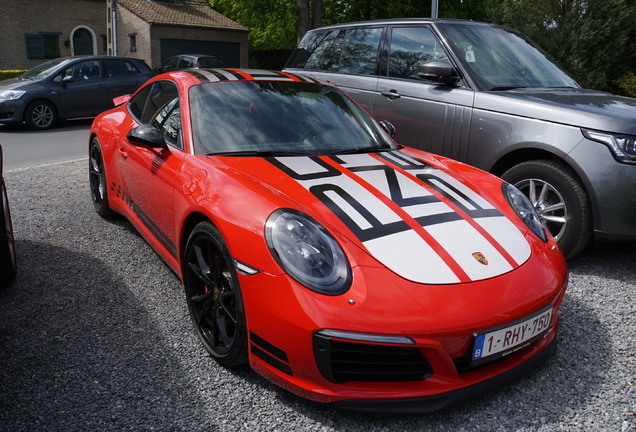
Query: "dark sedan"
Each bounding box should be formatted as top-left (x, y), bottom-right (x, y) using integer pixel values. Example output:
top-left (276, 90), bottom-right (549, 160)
top-left (0, 144), bottom-right (16, 287)
top-left (0, 56), bottom-right (154, 130)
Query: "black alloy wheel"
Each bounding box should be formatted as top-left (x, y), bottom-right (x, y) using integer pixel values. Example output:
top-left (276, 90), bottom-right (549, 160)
top-left (502, 159), bottom-right (592, 259)
top-left (184, 221), bottom-right (248, 366)
top-left (89, 138), bottom-right (115, 218)
top-left (0, 179), bottom-right (17, 287)
top-left (25, 100), bottom-right (57, 130)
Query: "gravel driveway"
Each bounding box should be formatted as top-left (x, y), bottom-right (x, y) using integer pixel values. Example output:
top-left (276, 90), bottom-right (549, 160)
top-left (0, 160), bottom-right (634, 431)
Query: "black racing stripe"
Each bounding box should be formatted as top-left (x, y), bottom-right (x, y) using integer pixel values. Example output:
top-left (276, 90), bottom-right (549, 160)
top-left (186, 69), bottom-right (211, 82)
top-left (130, 200), bottom-right (178, 259)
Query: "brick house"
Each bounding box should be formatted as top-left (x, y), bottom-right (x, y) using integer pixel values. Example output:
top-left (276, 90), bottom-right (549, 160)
top-left (1, 0), bottom-right (248, 70)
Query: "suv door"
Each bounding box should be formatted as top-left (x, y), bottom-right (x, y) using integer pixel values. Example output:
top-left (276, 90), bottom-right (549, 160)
top-left (373, 25), bottom-right (474, 161)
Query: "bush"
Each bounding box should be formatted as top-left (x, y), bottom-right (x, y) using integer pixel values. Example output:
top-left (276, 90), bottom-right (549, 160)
top-left (0, 70), bottom-right (26, 81)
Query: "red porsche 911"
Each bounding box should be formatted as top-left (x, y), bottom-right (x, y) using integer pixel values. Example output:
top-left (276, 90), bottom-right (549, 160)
top-left (88, 69), bottom-right (567, 412)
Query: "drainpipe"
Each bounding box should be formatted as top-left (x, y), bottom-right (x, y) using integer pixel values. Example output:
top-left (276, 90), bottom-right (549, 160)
top-left (112, 0), bottom-right (118, 56)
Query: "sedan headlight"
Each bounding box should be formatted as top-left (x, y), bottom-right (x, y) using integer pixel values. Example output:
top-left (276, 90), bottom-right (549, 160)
top-left (0, 90), bottom-right (26, 102)
top-left (266, 209), bottom-right (351, 295)
top-left (582, 129), bottom-right (636, 164)
top-left (502, 183), bottom-right (548, 242)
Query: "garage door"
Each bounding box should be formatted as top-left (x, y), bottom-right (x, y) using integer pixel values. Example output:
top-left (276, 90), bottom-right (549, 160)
top-left (160, 39), bottom-right (240, 67)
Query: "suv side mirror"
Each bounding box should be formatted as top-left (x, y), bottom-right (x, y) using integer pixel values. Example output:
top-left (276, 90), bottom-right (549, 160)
top-left (418, 60), bottom-right (460, 86)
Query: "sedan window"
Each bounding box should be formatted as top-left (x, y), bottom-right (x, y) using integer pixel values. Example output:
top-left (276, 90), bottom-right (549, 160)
top-left (388, 26), bottom-right (448, 79)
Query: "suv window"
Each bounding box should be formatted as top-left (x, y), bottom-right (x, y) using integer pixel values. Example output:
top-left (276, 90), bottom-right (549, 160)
top-left (291, 29), bottom-right (342, 71)
top-left (388, 26), bottom-right (448, 79)
top-left (340, 27), bottom-right (383, 75)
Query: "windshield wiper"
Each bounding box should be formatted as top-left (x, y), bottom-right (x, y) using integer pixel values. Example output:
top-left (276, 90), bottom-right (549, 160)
top-left (206, 150), bottom-right (308, 157)
top-left (329, 146), bottom-right (393, 155)
top-left (489, 86), bottom-right (527, 91)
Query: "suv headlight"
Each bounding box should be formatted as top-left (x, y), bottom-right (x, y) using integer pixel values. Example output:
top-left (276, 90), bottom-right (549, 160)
top-left (266, 209), bottom-right (351, 295)
top-left (0, 90), bottom-right (26, 102)
top-left (502, 183), bottom-right (548, 242)
top-left (582, 129), bottom-right (636, 164)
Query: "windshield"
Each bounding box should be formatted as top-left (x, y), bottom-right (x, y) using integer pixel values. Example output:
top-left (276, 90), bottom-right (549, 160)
top-left (439, 23), bottom-right (579, 91)
top-left (20, 58), bottom-right (69, 80)
top-left (190, 80), bottom-right (396, 156)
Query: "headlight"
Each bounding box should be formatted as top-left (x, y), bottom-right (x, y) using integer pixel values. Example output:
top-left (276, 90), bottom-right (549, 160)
top-left (582, 129), bottom-right (636, 164)
top-left (0, 90), bottom-right (26, 102)
top-left (502, 183), bottom-right (548, 242)
top-left (265, 209), bottom-right (351, 295)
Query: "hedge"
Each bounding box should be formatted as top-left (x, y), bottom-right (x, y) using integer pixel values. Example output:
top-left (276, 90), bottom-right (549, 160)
top-left (0, 70), bottom-right (27, 81)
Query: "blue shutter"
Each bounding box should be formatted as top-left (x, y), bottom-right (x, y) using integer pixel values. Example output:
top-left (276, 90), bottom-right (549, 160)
top-left (25, 34), bottom-right (44, 59)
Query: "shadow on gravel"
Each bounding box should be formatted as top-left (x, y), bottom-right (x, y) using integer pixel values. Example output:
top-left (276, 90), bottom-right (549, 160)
top-left (0, 240), bottom-right (220, 432)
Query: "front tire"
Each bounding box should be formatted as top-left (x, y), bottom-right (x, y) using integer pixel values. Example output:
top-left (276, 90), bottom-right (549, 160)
top-left (89, 138), bottom-right (115, 218)
top-left (25, 100), bottom-right (57, 130)
top-left (502, 160), bottom-right (592, 259)
top-left (183, 221), bottom-right (248, 366)
top-left (0, 179), bottom-right (17, 287)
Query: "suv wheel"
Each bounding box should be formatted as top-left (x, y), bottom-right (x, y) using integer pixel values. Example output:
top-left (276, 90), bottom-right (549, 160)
top-left (502, 160), bottom-right (592, 259)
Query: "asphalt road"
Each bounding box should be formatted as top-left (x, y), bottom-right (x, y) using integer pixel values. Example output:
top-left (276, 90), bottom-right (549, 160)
top-left (0, 119), bottom-right (92, 170)
top-left (0, 125), bottom-right (634, 431)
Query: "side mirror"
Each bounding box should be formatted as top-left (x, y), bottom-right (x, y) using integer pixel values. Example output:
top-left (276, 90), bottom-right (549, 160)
top-left (127, 124), bottom-right (168, 150)
top-left (378, 120), bottom-right (396, 138)
top-left (417, 60), bottom-right (460, 86)
top-left (62, 75), bottom-right (74, 84)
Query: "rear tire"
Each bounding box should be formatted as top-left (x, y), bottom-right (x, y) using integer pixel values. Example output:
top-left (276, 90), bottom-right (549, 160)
top-left (89, 138), bottom-right (116, 218)
top-left (502, 160), bottom-right (592, 259)
top-left (0, 179), bottom-right (17, 287)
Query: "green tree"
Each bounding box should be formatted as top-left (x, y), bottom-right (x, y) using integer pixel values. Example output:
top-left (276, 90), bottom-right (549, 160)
top-left (486, 0), bottom-right (635, 91)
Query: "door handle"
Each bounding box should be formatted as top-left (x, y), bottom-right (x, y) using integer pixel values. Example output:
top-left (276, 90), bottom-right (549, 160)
top-left (381, 90), bottom-right (401, 100)
top-left (97, 84), bottom-right (105, 90)
top-left (118, 146), bottom-right (128, 158)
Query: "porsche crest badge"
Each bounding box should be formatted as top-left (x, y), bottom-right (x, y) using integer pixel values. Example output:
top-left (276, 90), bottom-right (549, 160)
top-left (472, 252), bottom-right (488, 265)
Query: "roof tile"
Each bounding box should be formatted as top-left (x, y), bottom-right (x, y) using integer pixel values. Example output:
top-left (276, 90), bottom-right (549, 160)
top-left (117, 0), bottom-right (246, 31)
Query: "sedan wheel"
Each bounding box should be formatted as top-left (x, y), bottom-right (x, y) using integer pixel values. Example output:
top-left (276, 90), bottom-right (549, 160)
top-left (502, 160), bottom-right (592, 259)
top-left (184, 221), bottom-right (248, 366)
top-left (0, 179), bottom-right (17, 287)
top-left (25, 100), bottom-right (57, 130)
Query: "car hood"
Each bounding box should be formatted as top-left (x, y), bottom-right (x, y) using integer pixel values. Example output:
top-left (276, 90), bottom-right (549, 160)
top-left (0, 78), bottom-right (32, 91)
top-left (217, 150), bottom-right (533, 285)
top-left (475, 88), bottom-right (636, 135)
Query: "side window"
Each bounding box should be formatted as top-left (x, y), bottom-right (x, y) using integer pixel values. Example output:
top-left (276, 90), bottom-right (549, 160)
top-left (178, 57), bottom-right (195, 68)
top-left (129, 81), bottom-right (182, 149)
top-left (288, 29), bottom-right (342, 71)
top-left (161, 57), bottom-right (179, 71)
top-left (388, 26), bottom-right (448, 79)
top-left (67, 60), bottom-right (103, 80)
top-left (106, 59), bottom-right (140, 77)
top-left (339, 27), bottom-right (383, 75)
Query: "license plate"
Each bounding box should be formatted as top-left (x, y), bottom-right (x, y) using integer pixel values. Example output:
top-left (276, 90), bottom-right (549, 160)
top-left (471, 306), bottom-right (553, 365)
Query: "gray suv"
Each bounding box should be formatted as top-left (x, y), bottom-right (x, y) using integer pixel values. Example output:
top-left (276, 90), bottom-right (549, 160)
top-left (284, 19), bottom-right (636, 258)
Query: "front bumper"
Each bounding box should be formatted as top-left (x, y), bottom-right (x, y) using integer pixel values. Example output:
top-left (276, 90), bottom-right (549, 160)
top-left (329, 336), bottom-right (557, 413)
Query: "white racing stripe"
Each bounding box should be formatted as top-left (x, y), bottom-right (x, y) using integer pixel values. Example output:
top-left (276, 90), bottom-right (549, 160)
top-left (271, 153), bottom-right (531, 284)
